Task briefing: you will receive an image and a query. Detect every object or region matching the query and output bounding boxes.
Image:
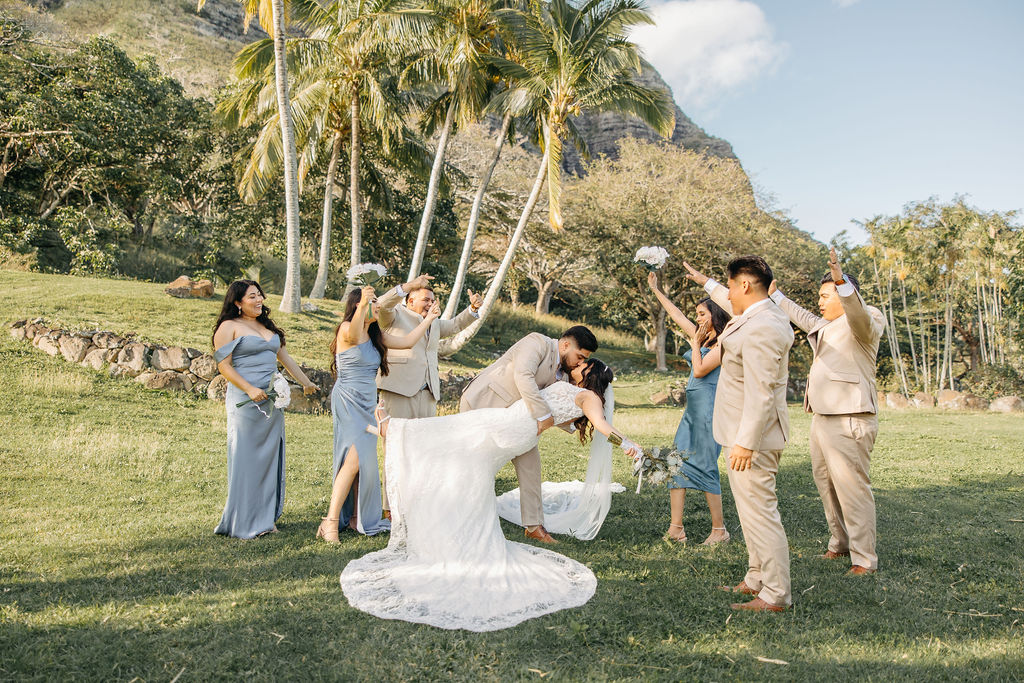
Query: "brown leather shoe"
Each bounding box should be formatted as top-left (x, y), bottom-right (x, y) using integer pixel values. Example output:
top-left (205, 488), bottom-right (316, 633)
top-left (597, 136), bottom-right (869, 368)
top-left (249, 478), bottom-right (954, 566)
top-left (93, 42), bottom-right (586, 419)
top-left (821, 550), bottom-right (851, 560)
top-left (730, 597), bottom-right (787, 612)
top-left (719, 581), bottom-right (758, 596)
top-left (524, 525), bottom-right (557, 544)
top-left (847, 565), bottom-right (876, 576)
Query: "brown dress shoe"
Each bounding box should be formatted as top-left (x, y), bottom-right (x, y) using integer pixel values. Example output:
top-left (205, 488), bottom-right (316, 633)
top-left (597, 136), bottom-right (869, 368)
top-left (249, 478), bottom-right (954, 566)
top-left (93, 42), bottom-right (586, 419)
top-left (821, 550), bottom-right (851, 560)
top-left (730, 597), bottom-right (787, 612)
top-left (524, 525), bottom-right (557, 544)
top-left (719, 581), bottom-right (758, 596)
top-left (847, 565), bottom-right (876, 576)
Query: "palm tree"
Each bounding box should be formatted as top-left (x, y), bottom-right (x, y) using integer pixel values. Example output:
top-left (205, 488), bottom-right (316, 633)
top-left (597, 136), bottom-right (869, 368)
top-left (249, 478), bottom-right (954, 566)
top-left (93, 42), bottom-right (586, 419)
top-left (441, 0), bottom-right (674, 354)
top-left (199, 0), bottom-right (304, 313)
top-left (221, 0), bottom-right (433, 297)
top-left (405, 0), bottom-right (510, 281)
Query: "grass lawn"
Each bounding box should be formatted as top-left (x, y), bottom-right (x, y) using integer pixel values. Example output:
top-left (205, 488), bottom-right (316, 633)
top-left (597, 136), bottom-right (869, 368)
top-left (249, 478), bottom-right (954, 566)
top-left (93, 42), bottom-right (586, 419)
top-left (1, 270), bottom-right (1023, 680)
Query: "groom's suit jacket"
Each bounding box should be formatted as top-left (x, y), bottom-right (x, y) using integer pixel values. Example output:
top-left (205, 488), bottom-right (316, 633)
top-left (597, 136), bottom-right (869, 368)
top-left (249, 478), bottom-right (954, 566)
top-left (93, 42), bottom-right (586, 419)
top-left (375, 287), bottom-right (478, 401)
top-left (708, 286), bottom-right (794, 452)
top-left (460, 332), bottom-right (559, 419)
top-left (773, 285), bottom-right (885, 415)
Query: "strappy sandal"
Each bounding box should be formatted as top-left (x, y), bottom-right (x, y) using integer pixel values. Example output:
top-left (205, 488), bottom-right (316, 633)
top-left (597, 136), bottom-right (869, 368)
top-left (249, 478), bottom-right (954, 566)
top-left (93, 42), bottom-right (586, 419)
top-left (702, 526), bottom-right (731, 546)
top-left (315, 517), bottom-right (341, 544)
top-left (663, 523), bottom-right (687, 545)
top-left (371, 402), bottom-right (391, 438)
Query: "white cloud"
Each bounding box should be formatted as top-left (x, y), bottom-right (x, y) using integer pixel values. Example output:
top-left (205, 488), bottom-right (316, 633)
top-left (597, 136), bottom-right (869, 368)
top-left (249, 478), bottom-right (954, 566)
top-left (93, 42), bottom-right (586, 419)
top-left (833, 0), bottom-right (861, 7)
top-left (631, 0), bottom-right (787, 113)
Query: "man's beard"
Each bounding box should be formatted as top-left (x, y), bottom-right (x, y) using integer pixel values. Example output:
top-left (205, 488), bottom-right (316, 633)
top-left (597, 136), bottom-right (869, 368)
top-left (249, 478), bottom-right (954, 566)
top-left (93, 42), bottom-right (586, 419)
top-left (559, 356), bottom-right (574, 375)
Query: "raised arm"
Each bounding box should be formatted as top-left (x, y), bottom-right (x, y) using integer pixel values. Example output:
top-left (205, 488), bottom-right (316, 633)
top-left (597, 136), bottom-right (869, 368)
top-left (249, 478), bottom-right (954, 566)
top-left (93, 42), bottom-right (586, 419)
top-left (376, 274), bottom-right (434, 329)
top-left (382, 301), bottom-right (440, 349)
top-left (647, 272), bottom-right (698, 338)
top-left (437, 289), bottom-right (482, 338)
top-left (682, 261), bottom-right (735, 317)
top-left (769, 280), bottom-right (822, 333)
top-left (839, 286), bottom-right (886, 345)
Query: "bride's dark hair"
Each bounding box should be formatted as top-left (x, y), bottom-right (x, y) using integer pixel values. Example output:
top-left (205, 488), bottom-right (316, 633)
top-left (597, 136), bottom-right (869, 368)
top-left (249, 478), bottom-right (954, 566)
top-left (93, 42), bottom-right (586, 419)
top-left (573, 358), bottom-right (614, 444)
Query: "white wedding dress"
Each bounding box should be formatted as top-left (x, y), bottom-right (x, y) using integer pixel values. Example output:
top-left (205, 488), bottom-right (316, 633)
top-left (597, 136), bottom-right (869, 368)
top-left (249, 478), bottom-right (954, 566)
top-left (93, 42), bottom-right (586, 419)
top-left (340, 382), bottom-right (597, 631)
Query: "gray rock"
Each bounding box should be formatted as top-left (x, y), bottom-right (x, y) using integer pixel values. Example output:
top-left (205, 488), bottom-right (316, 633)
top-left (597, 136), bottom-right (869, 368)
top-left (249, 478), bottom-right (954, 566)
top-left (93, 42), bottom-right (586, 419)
top-left (9, 326), bottom-right (26, 341)
top-left (885, 392), bottom-right (910, 409)
top-left (82, 348), bottom-right (109, 371)
top-left (144, 371), bottom-right (188, 391)
top-left (650, 390), bottom-right (671, 406)
top-left (301, 301), bottom-right (319, 312)
top-left (193, 381), bottom-right (210, 395)
top-left (11, 320), bottom-right (26, 329)
top-left (990, 396), bottom-right (1024, 413)
top-left (151, 346), bottom-right (191, 372)
top-left (59, 336), bottom-right (93, 364)
top-left (92, 331), bottom-right (124, 349)
top-left (911, 392), bottom-right (936, 408)
top-left (190, 354), bottom-right (219, 381)
top-left (185, 347), bottom-right (203, 360)
top-left (116, 343), bottom-right (149, 376)
top-left (936, 389), bottom-right (966, 409)
top-left (963, 394), bottom-right (989, 411)
top-left (109, 365), bottom-right (130, 379)
top-left (104, 348), bottom-right (120, 363)
top-left (35, 335), bottom-right (61, 356)
top-left (136, 372), bottom-right (157, 385)
top-left (207, 374), bottom-right (229, 400)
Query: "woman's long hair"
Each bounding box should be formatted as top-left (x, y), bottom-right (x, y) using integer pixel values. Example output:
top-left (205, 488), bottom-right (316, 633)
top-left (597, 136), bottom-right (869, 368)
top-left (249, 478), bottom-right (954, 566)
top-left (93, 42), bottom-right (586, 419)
top-left (572, 358), bottom-right (614, 444)
top-left (211, 280), bottom-right (286, 349)
top-left (697, 297), bottom-right (730, 347)
top-left (330, 288), bottom-right (389, 378)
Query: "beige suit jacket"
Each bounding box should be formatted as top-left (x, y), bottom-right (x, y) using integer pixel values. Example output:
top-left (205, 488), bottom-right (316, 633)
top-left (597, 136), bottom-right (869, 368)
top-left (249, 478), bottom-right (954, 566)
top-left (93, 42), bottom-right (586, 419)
top-left (460, 332), bottom-right (559, 421)
top-left (708, 285), bottom-right (794, 452)
top-left (375, 287), bottom-right (478, 401)
top-left (775, 285), bottom-right (885, 415)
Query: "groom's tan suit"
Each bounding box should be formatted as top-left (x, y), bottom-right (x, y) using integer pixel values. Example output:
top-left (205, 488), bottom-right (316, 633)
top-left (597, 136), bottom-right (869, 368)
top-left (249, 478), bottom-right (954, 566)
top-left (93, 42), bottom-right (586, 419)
top-left (376, 286), bottom-right (478, 509)
top-left (708, 282), bottom-right (795, 608)
top-left (773, 281), bottom-right (885, 569)
top-left (460, 333), bottom-right (560, 527)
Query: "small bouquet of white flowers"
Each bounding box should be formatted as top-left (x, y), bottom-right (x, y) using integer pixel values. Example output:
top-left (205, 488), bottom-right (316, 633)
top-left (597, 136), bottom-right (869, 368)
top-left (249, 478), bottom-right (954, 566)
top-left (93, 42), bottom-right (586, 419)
top-left (346, 262), bottom-right (387, 287)
top-left (236, 372), bottom-right (292, 419)
top-left (634, 246), bottom-right (669, 271)
top-left (633, 445), bottom-right (688, 492)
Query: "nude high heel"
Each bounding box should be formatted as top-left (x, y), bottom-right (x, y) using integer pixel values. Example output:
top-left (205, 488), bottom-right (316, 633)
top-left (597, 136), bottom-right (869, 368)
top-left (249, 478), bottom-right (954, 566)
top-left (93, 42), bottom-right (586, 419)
top-left (316, 517), bottom-right (341, 544)
top-left (664, 523), bottom-right (687, 545)
top-left (702, 526), bottom-right (731, 546)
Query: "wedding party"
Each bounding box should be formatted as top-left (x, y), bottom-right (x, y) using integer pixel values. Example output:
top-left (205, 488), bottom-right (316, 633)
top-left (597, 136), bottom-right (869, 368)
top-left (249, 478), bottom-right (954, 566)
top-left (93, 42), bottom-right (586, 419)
top-left (2, 0), bottom-right (1023, 679)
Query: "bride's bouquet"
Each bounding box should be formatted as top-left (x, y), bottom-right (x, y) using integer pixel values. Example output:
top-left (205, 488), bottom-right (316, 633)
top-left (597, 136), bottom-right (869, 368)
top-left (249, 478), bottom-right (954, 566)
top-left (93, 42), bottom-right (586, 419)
top-left (632, 445), bottom-right (688, 492)
top-left (236, 372), bottom-right (292, 419)
top-left (634, 246), bottom-right (669, 271)
top-left (347, 262), bottom-right (387, 287)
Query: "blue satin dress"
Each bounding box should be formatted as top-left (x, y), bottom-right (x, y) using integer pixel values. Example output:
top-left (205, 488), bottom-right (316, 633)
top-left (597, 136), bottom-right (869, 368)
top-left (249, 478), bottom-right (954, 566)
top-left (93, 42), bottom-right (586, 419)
top-left (670, 347), bottom-right (723, 495)
top-left (213, 335), bottom-right (285, 538)
top-left (332, 340), bottom-right (390, 535)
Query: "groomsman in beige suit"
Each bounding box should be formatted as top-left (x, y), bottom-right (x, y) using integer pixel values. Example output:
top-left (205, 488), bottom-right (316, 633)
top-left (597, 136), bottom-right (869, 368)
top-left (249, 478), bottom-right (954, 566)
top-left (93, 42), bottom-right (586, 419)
top-left (460, 326), bottom-right (598, 544)
top-left (684, 256), bottom-right (795, 612)
top-left (769, 248), bottom-right (885, 575)
top-left (375, 274), bottom-right (483, 513)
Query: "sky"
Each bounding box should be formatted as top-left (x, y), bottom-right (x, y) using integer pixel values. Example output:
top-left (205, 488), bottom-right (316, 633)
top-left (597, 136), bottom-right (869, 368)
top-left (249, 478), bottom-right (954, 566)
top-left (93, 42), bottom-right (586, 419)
top-left (630, 0), bottom-right (1024, 245)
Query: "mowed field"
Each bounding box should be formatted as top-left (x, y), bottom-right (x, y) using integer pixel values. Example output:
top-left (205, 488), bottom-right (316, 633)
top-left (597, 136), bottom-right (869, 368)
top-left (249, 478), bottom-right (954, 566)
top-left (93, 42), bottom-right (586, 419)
top-left (1, 270), bottom-right (1022, 680)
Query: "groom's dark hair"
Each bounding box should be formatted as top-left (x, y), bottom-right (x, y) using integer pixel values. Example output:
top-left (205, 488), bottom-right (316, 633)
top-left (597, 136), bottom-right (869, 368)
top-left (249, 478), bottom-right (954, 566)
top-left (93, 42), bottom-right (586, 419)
top-left (561, 325), bottom-right (598, 352)
top-left (821, 271), bottom-right (861, 291)
top-left (727, 255), bottom-right (773, 292)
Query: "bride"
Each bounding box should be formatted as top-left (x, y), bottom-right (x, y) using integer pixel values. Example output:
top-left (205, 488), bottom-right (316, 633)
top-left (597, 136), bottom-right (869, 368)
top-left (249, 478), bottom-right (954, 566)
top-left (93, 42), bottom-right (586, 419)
top-left (339, 358), bottom-right (642, 632)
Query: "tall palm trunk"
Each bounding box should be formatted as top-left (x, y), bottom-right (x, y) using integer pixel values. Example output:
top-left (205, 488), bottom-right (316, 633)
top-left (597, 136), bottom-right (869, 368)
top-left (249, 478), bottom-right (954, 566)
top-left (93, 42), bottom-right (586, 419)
top-left (442, 112), bottom-right (511, 319)
top-left (349, 94), bottom-right (363, 269)
top-left (310, 131), bottom-right (343, 299)
top-left (273, 0), bottom-right (302, 313)
top-left (439, 144), bottom-right (550, 357)
top-left (654, 307), bottom-right (667, 372)
top-left (407, 100), bottom-right (456, 280)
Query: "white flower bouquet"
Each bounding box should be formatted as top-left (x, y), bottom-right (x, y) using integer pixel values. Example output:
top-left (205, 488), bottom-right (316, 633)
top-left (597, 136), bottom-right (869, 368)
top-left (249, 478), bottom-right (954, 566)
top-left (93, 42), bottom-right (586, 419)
top-left (634, 246), bottom-right (669, 271)
top-left (633, 445), bottom-right (688, 492)
top-left (236, 372), bottom-right (292, 419)
top-left (346, 263), bottom-right (387, 287)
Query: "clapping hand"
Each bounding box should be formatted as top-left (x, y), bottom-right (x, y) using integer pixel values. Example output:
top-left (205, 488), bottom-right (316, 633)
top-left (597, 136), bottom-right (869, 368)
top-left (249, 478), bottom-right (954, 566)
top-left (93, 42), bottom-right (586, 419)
top-left (468, 289), bottom-right (483, 312)
top-left (425, 301), bottom-right (442, 321)
top-left (828, 246), bottom-right (843, 283)
top-left (681, 261), bottom-right (709, 287)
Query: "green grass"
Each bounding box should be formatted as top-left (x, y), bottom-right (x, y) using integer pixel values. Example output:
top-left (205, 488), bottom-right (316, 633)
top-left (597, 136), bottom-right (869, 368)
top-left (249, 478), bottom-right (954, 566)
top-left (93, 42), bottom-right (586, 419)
top-left (2, 270), bottom-right (1023, 679)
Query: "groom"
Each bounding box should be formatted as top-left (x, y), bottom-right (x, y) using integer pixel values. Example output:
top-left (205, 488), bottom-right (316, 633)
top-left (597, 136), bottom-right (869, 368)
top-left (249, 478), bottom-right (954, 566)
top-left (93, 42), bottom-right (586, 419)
top-left (685, 256), bottom-right (795, 612)
top-left (460, 326), bottom-right (598, 543)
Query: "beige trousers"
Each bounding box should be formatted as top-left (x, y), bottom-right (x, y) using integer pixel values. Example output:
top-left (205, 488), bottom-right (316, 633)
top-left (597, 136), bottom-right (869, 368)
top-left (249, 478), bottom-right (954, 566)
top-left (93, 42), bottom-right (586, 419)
top-left (379, 388), bottom-right (437, 511)
top-left (726, 449), bottom-right (792, 607)
top-left (810, 413), bottom-right (878, 569)
top-left (459, 394), bottom-right (543, 528)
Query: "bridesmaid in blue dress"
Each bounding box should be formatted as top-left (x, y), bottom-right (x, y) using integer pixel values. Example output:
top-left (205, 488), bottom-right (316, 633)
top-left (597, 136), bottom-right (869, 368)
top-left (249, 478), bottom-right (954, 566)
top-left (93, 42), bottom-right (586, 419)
top-left (211, 280), bottom-right (318, 539)
top-left (648, 272), bottom-right (731, 546)
top-left (316, 285), bottom-right (440, 542)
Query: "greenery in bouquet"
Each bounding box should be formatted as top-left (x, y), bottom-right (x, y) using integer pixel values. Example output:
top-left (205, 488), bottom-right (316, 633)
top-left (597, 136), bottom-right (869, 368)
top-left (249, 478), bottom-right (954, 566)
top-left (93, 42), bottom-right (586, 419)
top-left (633, 246), bottom-right (669, 271)
top-left (633, 445), bottom-right (689, 491)
top-left (235, 372), bottom-right (292, 419)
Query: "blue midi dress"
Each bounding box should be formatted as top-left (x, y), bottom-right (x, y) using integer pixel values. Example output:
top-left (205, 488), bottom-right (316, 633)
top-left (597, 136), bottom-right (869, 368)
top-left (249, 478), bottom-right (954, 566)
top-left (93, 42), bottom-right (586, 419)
top-left (213, 334), bottom-right (285, 538)
top-left (670, 347), bottom-right (723, 495)
top-left (332, 340), bottom-right (390, 536)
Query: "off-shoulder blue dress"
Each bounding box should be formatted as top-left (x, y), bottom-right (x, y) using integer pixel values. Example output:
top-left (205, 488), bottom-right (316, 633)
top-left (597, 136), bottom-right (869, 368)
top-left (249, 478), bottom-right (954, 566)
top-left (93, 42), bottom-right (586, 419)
top-left (213, 334), bottom-right (285, 538)
top-left (670, 347), bottom-right (723, 495)
top-left (332, 340), bottom-right (390, 535)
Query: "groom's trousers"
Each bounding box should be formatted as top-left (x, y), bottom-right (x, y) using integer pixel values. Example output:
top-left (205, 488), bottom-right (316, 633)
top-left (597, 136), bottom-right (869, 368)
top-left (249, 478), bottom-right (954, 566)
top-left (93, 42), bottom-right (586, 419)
top-left (459, 395), bottom-right (544, 528)
top-left (727, 448), bottom-right (792, 608)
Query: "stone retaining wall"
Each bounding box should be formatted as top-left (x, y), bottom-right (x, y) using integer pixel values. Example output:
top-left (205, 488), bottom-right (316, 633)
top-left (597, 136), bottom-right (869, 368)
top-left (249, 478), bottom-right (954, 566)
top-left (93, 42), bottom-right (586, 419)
top-left (9, 319), bottom-right (474, 413)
